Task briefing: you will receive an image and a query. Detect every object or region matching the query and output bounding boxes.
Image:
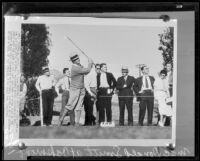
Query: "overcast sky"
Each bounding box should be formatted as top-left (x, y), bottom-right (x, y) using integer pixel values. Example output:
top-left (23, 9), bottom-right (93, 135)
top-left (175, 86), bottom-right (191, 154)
top-left (47, 23), bottom-right (165, 78)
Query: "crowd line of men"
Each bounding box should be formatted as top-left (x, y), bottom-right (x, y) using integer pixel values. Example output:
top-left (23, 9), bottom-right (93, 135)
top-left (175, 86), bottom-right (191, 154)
top-left (33, 52), bottom-right (173, 127)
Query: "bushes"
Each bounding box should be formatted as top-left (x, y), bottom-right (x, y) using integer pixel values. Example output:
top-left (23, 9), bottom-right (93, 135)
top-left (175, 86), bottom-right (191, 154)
top-left (25, 77), bottom-right (40, 116)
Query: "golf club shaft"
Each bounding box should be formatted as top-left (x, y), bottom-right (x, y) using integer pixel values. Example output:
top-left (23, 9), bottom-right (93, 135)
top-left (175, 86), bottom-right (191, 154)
top-left (66, 36), bottom-right (95, 65)
top-left (67, 36), bottom-right (88, 58)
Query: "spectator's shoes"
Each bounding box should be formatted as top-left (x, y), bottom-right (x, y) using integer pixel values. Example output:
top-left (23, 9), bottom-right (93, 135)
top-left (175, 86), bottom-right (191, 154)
top-left (158, 121), bottom-right (164, 127)
top-left (100, 122), bottom-right (115, 127)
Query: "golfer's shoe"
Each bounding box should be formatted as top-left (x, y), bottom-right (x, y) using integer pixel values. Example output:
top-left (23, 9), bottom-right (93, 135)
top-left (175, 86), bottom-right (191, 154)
top-left (57, 120), bottom-right (63, 126)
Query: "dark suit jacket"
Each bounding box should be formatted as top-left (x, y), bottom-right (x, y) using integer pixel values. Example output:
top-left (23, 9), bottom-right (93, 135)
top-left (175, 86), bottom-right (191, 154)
top-left (116, 75), bottom-right (137, 100)
top-left (134, 75), bottom-right (155, 101)
top-left (97, 72), bottom-right (116, 93)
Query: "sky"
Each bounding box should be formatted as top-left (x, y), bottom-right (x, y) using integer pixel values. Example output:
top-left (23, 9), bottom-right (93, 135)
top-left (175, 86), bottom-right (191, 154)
top-left (47, 23), bottom-right (165, 79)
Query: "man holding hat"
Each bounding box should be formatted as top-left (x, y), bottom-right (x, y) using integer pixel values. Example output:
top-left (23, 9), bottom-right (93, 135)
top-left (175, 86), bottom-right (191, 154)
top-left (35, 67), bottom-right (56, 126)
top-left (116, 66), bottom-right (137, 126)
top-left (58, 52), bottom-right (93, 126)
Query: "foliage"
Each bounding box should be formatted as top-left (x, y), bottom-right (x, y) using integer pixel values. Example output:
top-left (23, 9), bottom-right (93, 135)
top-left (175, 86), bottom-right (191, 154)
top-left (21, 24), bottom-right (51, 76)
top-left (21, 24), bottom-right (51, 116)
top-left (158, 27), bottom-right (174, 68)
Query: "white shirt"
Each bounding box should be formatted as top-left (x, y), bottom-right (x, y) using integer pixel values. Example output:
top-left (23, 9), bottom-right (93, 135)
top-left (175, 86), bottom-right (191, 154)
top-left (100, 72), bottom-right (109, 88)
top-left (35, 75), bottom-right (56, 92)
top-left (166, 71), bottom-right (173, 85)
top-left (154, 77), bottom-right (168, 92)
top-left (142, 75), bottom-right (153, 90)
top-left (154, 77), bottom-right (169, 99)
top-left (85, 70), bottom-right (97, 96)
top-left (20, 83), bottom-right (27, 98)
top-left (55, 76), bottom-right (70, 93)
top-left (123, 75), bottom-right (128, 82)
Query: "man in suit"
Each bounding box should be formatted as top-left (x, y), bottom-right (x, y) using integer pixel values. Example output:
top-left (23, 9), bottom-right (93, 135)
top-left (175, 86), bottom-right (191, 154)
top-left (165, 63), bottom-right (173, 126)
top-left (97, 63), bottom-right (117, 124)
top-left (94, 64), bottom-right (101, 124)
top-left (116, 67), bottom-right (137, 126)
top-left (135, 66), bottom-right (155, 126)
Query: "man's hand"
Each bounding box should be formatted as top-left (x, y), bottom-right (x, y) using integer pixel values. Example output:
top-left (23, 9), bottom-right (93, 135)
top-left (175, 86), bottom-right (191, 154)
top-left (139, 90), bottom-right (143, 94)
top-left (88, 57), bottom-right (93, 63)
top-left (123, 84), bottom-right (127, 88)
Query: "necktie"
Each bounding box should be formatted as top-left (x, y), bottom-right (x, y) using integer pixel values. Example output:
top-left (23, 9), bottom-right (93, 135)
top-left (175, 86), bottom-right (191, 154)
top-left (124, 76), bottom-right (127, 85)
top-left (145, 76), bottom-right (149, 88)
top-left (68, 77), bottom-right (70, 88)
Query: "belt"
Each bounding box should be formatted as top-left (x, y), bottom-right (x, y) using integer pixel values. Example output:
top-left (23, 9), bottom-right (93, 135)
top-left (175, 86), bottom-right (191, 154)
top-left (42, 88), bottom-right (52, 92)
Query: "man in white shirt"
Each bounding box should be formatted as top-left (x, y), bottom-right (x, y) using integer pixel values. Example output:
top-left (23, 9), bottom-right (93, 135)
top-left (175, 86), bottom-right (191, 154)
top-left (135, 66), bottom-right (155, 126)
top-left (97, 63), bottom-right (116, 124)
top-left (35, 67), bottom-right (56, 126)
top-left (55, 68), bottom-right (74, 125)
top-left (83, 67), bottom-right (98, 125)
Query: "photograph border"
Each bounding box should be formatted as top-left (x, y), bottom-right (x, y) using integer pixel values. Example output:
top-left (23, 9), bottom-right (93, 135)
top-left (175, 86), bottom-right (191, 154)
top-left (4, 16), bottom-right (177, 147)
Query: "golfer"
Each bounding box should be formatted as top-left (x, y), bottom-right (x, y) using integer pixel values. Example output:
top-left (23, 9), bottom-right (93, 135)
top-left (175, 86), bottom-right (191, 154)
top-left (58, 52), bottom-right (93, 126)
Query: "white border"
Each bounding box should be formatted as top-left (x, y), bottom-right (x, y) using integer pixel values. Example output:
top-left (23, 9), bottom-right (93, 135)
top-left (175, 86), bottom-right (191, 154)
top-left (4, 16), bottom-right (177, 147)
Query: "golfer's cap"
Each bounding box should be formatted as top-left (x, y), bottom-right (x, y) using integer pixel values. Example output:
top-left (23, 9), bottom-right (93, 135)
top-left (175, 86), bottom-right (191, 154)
top-left (69, 52), bottom-right (79, 62)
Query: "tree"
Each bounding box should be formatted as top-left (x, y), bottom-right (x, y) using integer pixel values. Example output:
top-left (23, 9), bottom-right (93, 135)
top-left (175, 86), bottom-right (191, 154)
top-left (158, 27), bottom-right (174, 68)
top-left (21, 24), bottom-right (51, 116)
top-left (21, 24), bottom-right (51, 77)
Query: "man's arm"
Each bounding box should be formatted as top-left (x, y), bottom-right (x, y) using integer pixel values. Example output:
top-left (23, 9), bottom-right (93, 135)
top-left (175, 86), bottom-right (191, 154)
top-left (85, 76), bottom-right (93, 96)
top-left (73, 58), bottom-right (93, 75)
top-left (35, 77), bottom-right (41, 93)
top-left (55, 78), bottom-right (62, 94)
top-left (116, 77), bottom-right (123, 90)
top-left (110, 73), bottom-right (117, 91)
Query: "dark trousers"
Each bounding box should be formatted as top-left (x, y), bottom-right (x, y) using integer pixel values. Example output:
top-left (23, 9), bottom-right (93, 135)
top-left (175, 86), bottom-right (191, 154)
top-left (164, 85), bottom-right (173, 126)
top-left (98, 88), bottom-right (112, 123)
top-left (42, 89), bottom-right (54, 125)
top-left (119, 98), bottom-right (133, 125)
top-left (138, 90), bottom-right (154, 125)
top-left (84, 91), bottom-right (96, 125)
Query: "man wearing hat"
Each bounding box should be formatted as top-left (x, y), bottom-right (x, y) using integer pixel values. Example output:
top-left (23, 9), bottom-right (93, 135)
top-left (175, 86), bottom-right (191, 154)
top-left (116, 67), bottom-right (137, 126)
top-left (35, 67), bottom-right (56, 126)
top-left (58, 53), bottom-right (93, 126)
top-left (134, 66), bottom-right (155, 126)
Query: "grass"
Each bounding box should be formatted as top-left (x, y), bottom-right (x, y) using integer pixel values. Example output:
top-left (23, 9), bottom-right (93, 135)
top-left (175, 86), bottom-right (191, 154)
top-left (20, 95), bottom-right (172, 139)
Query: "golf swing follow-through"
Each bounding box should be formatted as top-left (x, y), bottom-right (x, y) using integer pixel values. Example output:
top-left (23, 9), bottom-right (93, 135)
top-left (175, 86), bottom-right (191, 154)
top-left (57, 36), bottom-right (94, 126)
